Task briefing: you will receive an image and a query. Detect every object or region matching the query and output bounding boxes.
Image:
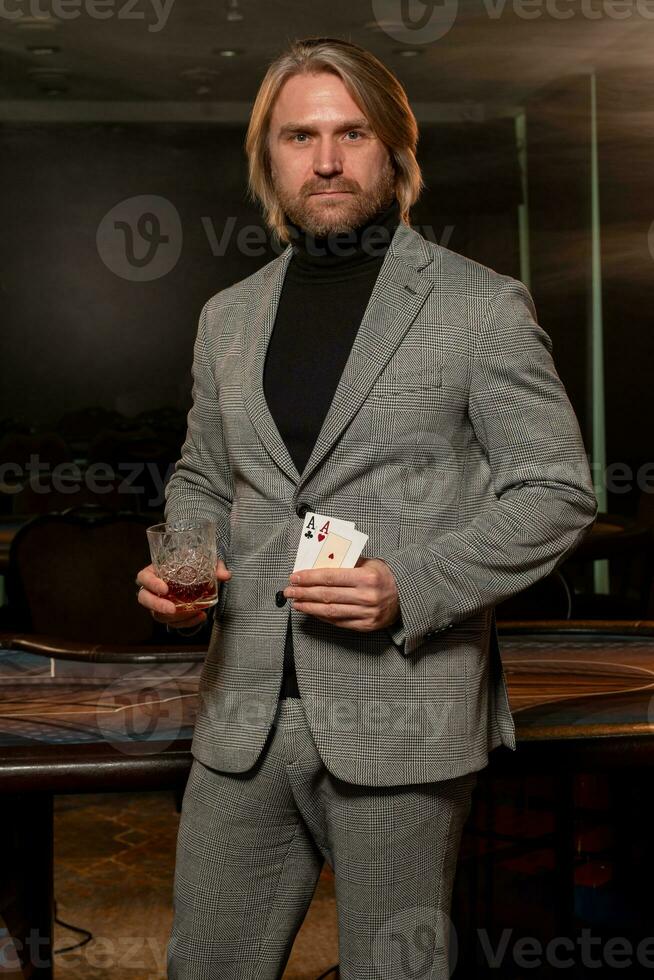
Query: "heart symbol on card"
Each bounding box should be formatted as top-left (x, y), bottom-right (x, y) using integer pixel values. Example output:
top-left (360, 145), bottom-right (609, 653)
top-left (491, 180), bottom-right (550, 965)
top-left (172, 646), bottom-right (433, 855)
top-left (329, 553), bottom-right (334, 560)
top-left (318, 533), bottom-right (325, 541)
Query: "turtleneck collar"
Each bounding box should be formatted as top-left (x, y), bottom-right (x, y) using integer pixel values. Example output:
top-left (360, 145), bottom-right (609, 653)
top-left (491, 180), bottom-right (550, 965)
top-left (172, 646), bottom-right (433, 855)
top-left (284, 195), bottom-right (401, 281)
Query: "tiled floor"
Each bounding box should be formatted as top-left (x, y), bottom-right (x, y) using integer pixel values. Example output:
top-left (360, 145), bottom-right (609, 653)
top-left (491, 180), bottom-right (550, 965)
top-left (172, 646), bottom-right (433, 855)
top-left (53, 791), bottom-right (339, 979)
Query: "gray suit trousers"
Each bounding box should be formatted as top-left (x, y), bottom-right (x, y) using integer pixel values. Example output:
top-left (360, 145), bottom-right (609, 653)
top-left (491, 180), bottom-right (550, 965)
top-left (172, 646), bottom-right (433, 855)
top-left (167, 697), bottom-right (478, 980)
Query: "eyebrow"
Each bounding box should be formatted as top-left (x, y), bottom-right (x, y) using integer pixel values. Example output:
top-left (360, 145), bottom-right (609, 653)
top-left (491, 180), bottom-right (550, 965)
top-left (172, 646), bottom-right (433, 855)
top-left (276, 118), bottom-right (372, 137)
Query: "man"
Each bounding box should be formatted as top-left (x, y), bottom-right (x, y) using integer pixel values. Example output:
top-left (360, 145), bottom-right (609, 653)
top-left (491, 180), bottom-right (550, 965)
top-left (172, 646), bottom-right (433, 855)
top-left (136, 37), bottom-right (597, 980)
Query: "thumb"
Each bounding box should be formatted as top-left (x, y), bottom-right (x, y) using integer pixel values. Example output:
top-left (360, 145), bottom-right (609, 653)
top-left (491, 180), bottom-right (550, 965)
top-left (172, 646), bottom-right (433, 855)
top-left (216, 558), bottom-right (232, 579)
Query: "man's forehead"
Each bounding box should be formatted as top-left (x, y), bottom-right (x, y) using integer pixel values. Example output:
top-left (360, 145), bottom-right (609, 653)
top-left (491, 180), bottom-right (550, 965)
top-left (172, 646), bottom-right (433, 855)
top-left (270, 73), bottom-right (367, 125)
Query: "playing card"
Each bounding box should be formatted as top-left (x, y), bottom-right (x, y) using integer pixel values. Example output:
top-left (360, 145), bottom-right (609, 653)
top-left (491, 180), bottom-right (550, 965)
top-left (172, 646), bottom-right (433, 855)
top-left (337, 528), bottom-right (369, 569)
top-left (311, 531), bottom-right (354, 569)
top-left (294, 512), bottom-right (356, 572)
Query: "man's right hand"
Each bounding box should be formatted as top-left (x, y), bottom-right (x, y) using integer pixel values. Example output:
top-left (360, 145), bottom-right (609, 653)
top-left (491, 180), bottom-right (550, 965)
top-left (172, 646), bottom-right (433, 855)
top-left (136, 558), bottom-right (232, 629)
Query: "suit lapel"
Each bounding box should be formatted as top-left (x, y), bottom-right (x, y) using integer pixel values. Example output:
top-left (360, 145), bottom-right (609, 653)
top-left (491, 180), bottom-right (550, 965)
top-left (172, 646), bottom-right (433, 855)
top-left (242, 246), bottom-right (300, 485)
top-left (242, 221), bottom-right (435, 489)
top-left (297, 224), bottom-right (434, 489)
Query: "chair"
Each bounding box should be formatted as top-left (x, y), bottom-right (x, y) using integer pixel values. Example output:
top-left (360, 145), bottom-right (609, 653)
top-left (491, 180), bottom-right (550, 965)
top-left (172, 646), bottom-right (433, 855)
top-left (54, 407), bottom-right (125, 461)
top-left (135, 405), bottom-right (187, 440)
top-left (0, 504), bottom-right (209, 659)
top-left (86, 425), bottom-right (179, 515)
top-left (452, 619), bottom-right (654, 971)
top-left (0, 430), bottom-right (75, 515)
top-left (0, 430), bottom-right (72, 470)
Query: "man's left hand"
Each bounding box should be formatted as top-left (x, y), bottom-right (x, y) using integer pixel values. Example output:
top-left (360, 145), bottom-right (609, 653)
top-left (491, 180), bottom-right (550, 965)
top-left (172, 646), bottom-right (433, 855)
top-left (283, 557), bottom-right (400, 632)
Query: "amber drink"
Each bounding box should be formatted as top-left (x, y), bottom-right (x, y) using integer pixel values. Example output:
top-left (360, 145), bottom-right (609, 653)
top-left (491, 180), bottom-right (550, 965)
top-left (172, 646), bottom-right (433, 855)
top-left (146, 520), bottom-right (219, 612)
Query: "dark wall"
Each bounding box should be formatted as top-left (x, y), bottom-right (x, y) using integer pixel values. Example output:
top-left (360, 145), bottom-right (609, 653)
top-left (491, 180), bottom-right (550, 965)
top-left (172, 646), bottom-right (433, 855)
top-left (8, 110), bottom-right (648, 521)
top-left (411, 117), bottom-right (522, 279)
top-left (1, 123), bottom-right (278, 424)
top-left (1, 118), bottom-right (521, 429)
top-left (528, 76), bottom-right (593, 441)
top-left (527, 71), bottom-right (654, 517)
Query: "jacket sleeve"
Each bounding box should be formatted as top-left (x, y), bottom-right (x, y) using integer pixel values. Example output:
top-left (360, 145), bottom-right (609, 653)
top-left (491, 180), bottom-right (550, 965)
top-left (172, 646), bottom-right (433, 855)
top-left (164, 301), bottom-right (233, 564)
top-left (381, 276), bottom-right (598, 656)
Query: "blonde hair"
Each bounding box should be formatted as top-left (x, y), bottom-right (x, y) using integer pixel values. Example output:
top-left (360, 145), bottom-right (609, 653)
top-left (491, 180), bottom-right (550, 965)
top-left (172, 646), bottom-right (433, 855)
top-left (245, 36), bottom-right (424, 245)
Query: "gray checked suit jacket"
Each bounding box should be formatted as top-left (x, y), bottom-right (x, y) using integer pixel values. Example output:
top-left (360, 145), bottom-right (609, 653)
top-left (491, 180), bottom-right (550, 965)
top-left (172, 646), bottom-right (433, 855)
top-left (164, 219), bottom-right (598, 787)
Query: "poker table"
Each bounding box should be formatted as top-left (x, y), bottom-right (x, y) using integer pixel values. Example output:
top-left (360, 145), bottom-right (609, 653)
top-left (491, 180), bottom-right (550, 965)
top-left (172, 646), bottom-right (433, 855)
top-left (493, 620), bottom-right (654, 769)
top-left (3, 622), bottom-right (654, 978)
top-left (0, 648), bottom-right (202, 980)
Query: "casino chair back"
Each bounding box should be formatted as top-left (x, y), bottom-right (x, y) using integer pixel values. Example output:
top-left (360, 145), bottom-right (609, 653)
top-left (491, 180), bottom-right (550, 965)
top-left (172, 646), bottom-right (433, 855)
top-left (5, 507), bottom-right (158, 645)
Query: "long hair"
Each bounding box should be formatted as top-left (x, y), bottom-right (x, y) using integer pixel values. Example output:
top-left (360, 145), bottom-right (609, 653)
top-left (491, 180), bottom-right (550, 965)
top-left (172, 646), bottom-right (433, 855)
top-left (245, 37), bottom-right (424, 245)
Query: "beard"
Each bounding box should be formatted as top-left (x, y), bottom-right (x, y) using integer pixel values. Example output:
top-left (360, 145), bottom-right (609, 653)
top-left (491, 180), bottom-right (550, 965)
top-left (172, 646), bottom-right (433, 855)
top-left (273, 156), bottom-right (397, 238)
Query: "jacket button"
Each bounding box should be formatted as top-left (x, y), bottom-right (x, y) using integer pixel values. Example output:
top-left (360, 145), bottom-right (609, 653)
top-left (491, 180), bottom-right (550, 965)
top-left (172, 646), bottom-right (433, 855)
top-left (275, 590), bottom-right (287, 607)
top-left (296, 502), bottom-right (311, 518)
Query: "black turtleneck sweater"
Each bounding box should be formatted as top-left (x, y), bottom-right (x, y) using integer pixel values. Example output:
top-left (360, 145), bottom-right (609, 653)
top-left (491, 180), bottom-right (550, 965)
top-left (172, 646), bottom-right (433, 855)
top-left (263, 195), bottom-right (401, 698)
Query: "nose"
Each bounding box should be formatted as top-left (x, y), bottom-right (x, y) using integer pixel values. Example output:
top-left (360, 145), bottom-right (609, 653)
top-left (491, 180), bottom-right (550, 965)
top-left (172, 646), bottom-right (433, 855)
top-left (313, 141), bottom-right (343, 179)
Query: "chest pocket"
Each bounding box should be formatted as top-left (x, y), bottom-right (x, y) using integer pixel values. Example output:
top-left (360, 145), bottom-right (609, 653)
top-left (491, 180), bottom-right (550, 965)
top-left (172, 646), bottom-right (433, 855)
top-left (369, 349), bottom-right (443, 398)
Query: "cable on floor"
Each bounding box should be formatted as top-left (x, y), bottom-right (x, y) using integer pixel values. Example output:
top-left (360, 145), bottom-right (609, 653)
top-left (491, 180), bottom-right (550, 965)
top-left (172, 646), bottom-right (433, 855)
top-left (53, 898), bottom-right (93, 955)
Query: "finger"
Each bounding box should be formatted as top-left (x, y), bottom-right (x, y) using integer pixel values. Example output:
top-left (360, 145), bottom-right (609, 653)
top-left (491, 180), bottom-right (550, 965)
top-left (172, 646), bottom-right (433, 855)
top-left (286, 585), bottom-right (375, 606)
top-left (215, 559), bottom-right (232, 579)
top-left (289, 567), bottom-right (369, 588)
top-left (138, 588), bottom-right (178, 616)
top-left (137, 565), bottom-right (169, 596)
top-left (292, 600), bottom-right (373, 622)
top-left (293, 605), bottom-right (371, 630)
